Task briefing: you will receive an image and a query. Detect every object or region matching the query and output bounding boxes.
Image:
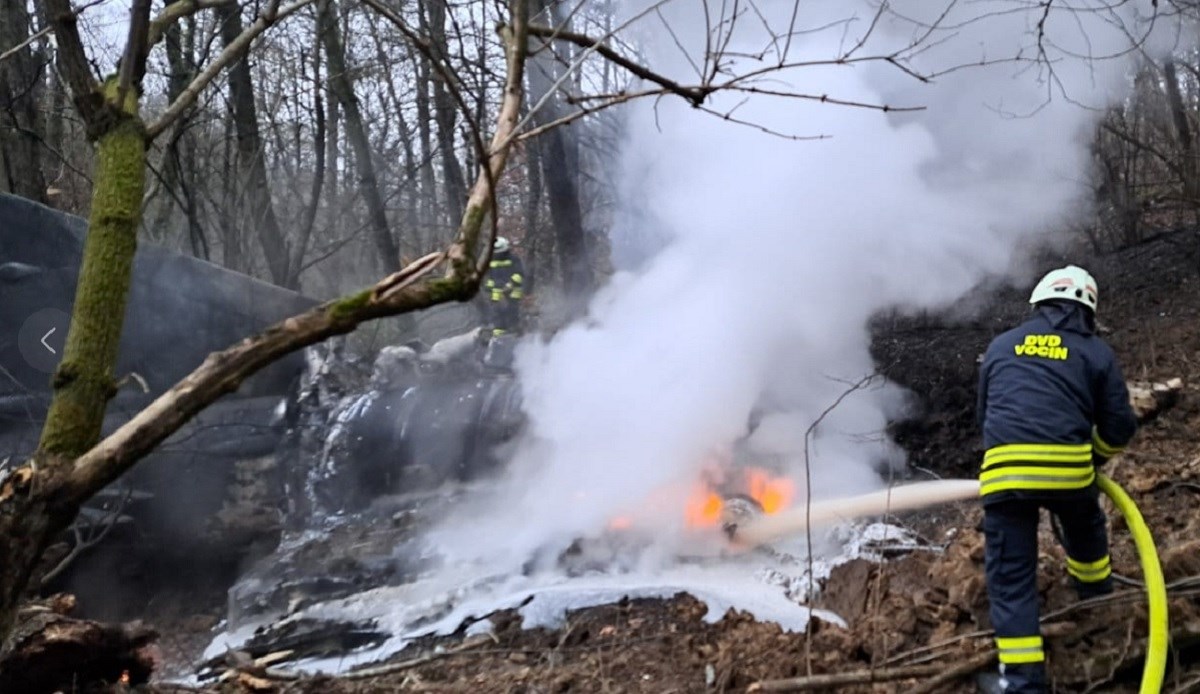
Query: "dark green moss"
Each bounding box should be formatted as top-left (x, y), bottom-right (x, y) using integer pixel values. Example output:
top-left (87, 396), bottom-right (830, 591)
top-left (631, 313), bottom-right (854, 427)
top-left (328, 289), bottom-right (374, 321)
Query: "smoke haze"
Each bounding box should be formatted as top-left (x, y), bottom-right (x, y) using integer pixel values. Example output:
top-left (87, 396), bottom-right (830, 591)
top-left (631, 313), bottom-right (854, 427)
top-left (439, 2), bottom-right (1178, 567)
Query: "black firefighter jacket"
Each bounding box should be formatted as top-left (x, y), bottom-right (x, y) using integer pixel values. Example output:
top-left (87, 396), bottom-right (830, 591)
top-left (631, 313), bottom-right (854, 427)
top-left (976, 302), bottom-right (1138, 504)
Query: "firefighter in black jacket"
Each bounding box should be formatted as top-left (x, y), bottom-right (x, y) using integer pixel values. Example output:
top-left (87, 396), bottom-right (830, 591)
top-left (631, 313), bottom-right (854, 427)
top-left (976, 265), bottom-right (1137, 693)
top-left (483, 236), bottom-right (526, 337)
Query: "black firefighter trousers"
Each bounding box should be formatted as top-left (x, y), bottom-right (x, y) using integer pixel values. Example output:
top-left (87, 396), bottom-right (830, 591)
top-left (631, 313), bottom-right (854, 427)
top-left (983, 489), bottom-right (1114, 693)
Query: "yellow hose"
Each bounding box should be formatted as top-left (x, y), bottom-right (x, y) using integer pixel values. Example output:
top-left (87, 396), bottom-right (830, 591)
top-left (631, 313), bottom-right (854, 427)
top-left (1096, 473), bottom-right (1169, 694)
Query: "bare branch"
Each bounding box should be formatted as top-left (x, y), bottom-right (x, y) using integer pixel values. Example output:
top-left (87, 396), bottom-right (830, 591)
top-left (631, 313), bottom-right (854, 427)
top-left (0, 26), bottom-right (51, 66)
top-left (145, 0), bottom-right (316, 140)
top-left (527, 23), bottom-right (707, 105)
top-left (695, 103), bottom-right (829, 141)
top-left (39, 487), bottom-right (131, 587)
top-left (147, 0), bottom-right (235, 49)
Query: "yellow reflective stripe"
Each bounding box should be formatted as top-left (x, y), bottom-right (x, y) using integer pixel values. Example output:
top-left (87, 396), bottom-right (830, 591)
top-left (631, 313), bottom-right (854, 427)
top-left (999, 649), bottom-right (1045, 664)
top-left (980, 465), bottom-right (1094, 483)
top-left (983, 453), bottom-right (1092, 468)
top-left (1067, 556), bottom-right (1110, 572)
top-left (1067, 555), bottom-right (1112, 582)
top-left (511, 273), bottom-right (523, 284)
top-left (1092, 428), bottom-right (1123, 457)
top-left (491, 259), bottom-right (512, 267)
top-left (1068, 565), bottom-right (1112, 582)
top-left (485, 279), bottom-right (496, 288)
top-left (510, 289), bottom-right (524, 299)
top-left (980, 470), bottom-right (1097, 496)
top-left (490, 290), bottom-right (504, 301)
top-left (996, 636), bottom-right (1043, 650)
top-left (996, 636), bottom-right (1044, 664)
top-left (987, 443), bottom-right (1091, 455)
top-left (984, 443), bottom-right (1091, 466)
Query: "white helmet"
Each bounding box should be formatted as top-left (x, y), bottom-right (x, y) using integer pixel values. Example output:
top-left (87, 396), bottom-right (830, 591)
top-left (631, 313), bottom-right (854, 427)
top-left (1029, 265), bottom-right (1098, 313)
top-left (493, 236), bottom-right (510, 253)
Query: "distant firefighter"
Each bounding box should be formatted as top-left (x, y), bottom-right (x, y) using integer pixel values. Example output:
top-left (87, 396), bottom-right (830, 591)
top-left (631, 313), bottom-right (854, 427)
top-left (482, 236), bottom-right (526, 337)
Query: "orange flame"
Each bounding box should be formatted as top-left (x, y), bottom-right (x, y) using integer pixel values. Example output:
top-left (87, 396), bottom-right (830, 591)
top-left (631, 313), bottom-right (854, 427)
top-left (746, 467), bottom-right (795, 515)
top-left (684, 488), bottom-right (724, 527)
top-left (607, 468), bottom-right (795, 532)
top-left (119, 670), bottom-right (130, 685)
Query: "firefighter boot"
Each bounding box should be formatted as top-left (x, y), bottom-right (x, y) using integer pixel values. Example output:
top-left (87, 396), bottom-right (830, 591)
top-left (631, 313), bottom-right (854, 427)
top-left (977, 664), bottom-right (1047, 693)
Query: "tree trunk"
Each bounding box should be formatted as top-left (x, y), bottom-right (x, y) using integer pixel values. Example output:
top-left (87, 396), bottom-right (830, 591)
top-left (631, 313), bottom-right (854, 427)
top-left (219, 107), bottom-right (245, 272)
top-left (1163, 60), bottom-right (1196, 202)
top-left (216, 0), bottom-right (292, 286)
top-left (415, 45), bottom-right (437, 242)
top-left (1, 78), bottom-right (149, 651)
top-left (524, 134), bottom-right (542, 241)
top-left (287, 34), bottom-right (326, 288)
top-left (0, 0), bottom-right (49, 203)
top-left (146, 2), bottom-right (194, 249)
top-left (366, 17), bottom-right (418, 253)
top-left (421, 0), bottom-right (467, 226)
top-left (526, 0), bottom-right (592, 300)
top-left (318, 0), bottom-right (400, 273)
top-left (39, 95), bottom-right (145, 458)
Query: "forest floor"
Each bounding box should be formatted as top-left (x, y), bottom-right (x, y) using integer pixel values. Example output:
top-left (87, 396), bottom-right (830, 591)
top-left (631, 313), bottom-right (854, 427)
top-left (44, 231), bottom-right (1200, 693)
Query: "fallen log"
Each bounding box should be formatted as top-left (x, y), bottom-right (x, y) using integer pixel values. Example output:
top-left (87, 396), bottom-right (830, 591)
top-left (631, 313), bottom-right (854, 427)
top-left (0, 594), bottom-right (158, 693)
top-left (1128, 378), bottom-right (1183, 422)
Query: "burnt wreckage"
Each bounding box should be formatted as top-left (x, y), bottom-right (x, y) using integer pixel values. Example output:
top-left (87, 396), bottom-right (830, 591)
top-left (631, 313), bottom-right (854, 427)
top-left (0, 193), bottom-right (523, 605)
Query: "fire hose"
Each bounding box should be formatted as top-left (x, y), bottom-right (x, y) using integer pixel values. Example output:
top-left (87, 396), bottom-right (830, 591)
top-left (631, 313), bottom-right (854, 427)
top-left (1095, 473), bottom-right (1168, 694)
top-left (729, 474), bottom-right (1168, 692)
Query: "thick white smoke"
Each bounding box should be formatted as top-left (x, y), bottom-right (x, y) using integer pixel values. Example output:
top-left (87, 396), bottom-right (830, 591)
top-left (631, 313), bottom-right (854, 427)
top-left (438, 2), bottom-right (1176, 567)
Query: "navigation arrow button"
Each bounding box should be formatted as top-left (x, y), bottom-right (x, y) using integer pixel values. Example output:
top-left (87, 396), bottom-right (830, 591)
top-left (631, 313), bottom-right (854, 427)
top-left (18, 308), bottom-right (69, 373)
top-left (40, 327), bottom-right (57, 354)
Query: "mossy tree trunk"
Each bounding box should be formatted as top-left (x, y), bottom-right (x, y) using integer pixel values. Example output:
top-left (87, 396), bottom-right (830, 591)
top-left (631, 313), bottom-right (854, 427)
top-left (40, 87), bottom-right (146, 459)
top-left (0, 80), bottom-right (147, 654)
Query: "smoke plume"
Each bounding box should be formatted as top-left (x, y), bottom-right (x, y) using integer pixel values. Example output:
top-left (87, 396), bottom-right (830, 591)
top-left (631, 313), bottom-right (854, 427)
top-left (440, 2), bottom-right (1178, 567)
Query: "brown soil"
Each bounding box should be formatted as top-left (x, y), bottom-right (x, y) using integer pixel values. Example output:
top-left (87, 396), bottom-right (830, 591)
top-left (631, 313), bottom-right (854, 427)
top-left (138, 231), bottom-right (1200, 693)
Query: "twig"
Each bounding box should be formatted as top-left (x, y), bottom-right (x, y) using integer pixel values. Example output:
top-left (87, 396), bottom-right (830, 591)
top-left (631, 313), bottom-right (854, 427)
top-left (39, 485), bottom-right (132, 587)
top-left (747, 659), bottom-right (970, 692)
top-left (1171, 672), bottom-right (1200, 693)
top-left (527, 22), bottom-right (707, 105)
top-left (906, 650), bottom-right (996, 694)
top-left (264, 637), bottom-right (488, 681)
top-left (801, 372), bottom-right (880, 674)
top-left (0, 26), bottom-right (51, 65)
